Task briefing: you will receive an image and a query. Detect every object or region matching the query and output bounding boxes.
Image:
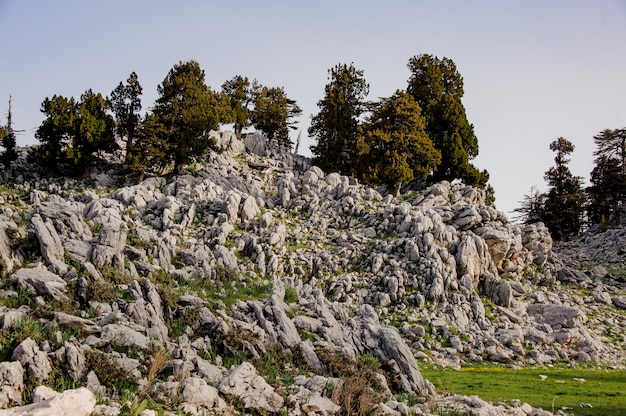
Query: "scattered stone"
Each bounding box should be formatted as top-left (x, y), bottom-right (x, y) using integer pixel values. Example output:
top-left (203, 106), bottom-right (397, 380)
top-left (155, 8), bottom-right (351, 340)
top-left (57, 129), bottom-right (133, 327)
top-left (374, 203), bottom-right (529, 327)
top-left (218, 362), bottom-right (284, 413)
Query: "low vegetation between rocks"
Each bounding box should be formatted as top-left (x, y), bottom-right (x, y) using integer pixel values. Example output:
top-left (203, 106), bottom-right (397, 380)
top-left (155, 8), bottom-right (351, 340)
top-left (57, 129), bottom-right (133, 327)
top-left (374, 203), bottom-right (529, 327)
top-left (0, 133), bottom-right (624, 415)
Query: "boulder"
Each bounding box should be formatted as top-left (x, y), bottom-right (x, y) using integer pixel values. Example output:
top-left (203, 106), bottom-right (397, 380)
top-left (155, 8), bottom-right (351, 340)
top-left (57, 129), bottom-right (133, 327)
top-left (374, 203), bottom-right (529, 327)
top-left (612, 296), bottom-right (626, 310)
top-left (218, 362), bottom-right (284, 413)
top-left (301, 393), bottom-right (341, 415)
top-left (55, 312), bottom-right (101, 335)
top-left (0, 386), bottom-right (95, 416)
top-left (91, 222), bottom-right (127, 269)
top-left (30, 215), bottom-right (67, 274)
top-left (100, 324), bottom-right (149, 350)
top-left (239, 195), bottom-right (260, 223)
top-left (11, 338), bottom-right (52, 381)
top-left (0, 362), bottom-right (23, 408)
top-left (180, 377), bottom-right (226, 410)
top-left (527, 304), bottom-right (587, 329)
top-left (10, 265), bottom-right (67, 302)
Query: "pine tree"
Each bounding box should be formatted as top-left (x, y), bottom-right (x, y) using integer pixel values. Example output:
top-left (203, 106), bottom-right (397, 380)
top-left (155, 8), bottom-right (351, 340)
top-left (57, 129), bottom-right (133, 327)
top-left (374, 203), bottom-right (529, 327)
top-left (34, 95), bottom-right (78, 174)
top-left (251, 85), bottom-right (301, 148)
top-left (111, 72), bottom-right (143, 160)
top-left (310, 63), bottom-right (369, 176)
top-left (356, 91), bottom-right (441, 196)
top-left (541, 137), bottom-right (585, 240)
top-left (153, 60), bottom-right (222, 174)
top-left (407, 54), bottom-right (488, 187)
top-left (66, 89), bottom-right (116, 177)
top-left (587, 128), bottom-right (626, 227)
top-left (222, 75), bottom-right (253, 139)
top-left (1, 96), bottom-right (18, 179)
top-left (126, 112), bottom-right (168, 182)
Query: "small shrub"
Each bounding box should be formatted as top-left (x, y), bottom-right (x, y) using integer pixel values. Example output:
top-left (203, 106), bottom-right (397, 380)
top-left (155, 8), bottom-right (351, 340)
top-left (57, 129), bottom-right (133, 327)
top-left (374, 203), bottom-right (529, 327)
top-left (284, 285), bottom-right (298, 304)
top-left (88, 279), bottom-right (118, 303)
top-left (86, 349), bottom-right (137, 394)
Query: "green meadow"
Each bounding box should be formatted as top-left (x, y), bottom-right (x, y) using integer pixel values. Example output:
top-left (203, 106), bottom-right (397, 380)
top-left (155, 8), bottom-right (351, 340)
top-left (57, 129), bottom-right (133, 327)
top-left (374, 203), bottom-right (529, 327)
top-left (420, 364), bottom-right (626, 416)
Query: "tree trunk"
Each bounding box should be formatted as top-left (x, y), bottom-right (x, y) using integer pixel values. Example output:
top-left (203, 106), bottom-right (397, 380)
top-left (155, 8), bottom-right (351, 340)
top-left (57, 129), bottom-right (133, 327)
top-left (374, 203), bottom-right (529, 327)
top-left (391, 183), bottom-right (402, 197)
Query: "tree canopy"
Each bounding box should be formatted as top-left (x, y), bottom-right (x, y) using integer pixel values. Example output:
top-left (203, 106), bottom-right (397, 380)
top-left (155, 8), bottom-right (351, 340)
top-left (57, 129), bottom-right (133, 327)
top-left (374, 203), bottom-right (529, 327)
top-left (587, 128), bottom-right (626, 226)
top-left (221, 75), bottom-right (253, 139)
top-left (541, 138), bottom-right (585, 240)
top-left (111, 71), bottom-right (143, 160)
top-left (309, 63), bottom-right (369, 176)
top-left (251, 85), bottom-right (301, 148)
top-left (153, 60), bottom-right (225, 174)
top-left (356, 90), bottom-right (441, 196)
top-left (407, 54), bottom-right (488, 187)
top-left (1, 97), bottom-right (18, 178)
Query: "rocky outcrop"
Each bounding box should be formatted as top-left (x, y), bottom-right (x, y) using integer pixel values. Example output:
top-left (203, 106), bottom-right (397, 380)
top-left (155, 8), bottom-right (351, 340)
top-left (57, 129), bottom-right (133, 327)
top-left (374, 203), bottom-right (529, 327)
top-left (0, 135), bottom-right (622, 416)
top-left (218, 362), bottom-right (284, 413)
top-left (0, 386), bottom-right (95, 416)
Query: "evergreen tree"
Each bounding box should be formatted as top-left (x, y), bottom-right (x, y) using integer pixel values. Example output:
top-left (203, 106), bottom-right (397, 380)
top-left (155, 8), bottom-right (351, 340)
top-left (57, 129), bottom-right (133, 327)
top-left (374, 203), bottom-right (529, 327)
top-left (586, 128), bottom-right (626, 227)
top-left (66, 89), bottom-right (116, 177)
top-left (309, 63), bottom-right (369, 176)
top-left (251, 85), bottom-right (301, 148)
top-left (222, 75), bottom-right (253, 139)
top-left (541, 137), bottom-right (585, 240)
top-left (153, 60), bottom-right (222, 174)
top-left (111, 72), bottom-right (143, 159)
top-left (593, 128), bottom-right (626, 175)
top-left (356, 90), bottom-right (441, 196)
top-left (126, 112), bottom-right (168, 182)
top-left (34, 95), bottom-right (78, 174)
top-left (513, 186), bottom-right (545, 224)
top-left (407, 54), bottom-right (488, 187)
top-left (1, 96), bottom-right (18, 179)
top-left (587, 156), bottom-right (626, 227)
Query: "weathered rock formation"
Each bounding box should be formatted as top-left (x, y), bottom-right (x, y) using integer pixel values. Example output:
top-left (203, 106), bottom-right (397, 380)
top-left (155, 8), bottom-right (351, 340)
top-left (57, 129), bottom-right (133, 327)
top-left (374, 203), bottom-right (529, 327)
top-left (0, 133), bottom-right (623, 415)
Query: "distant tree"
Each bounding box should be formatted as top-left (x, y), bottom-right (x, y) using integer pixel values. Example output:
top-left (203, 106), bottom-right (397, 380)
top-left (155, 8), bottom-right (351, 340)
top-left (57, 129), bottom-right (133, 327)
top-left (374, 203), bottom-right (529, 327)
top-left (541, 137), bottom-right (585, 240)
top-left (407, 54), bottom-right (488, 187)
top-left (1, 96), bottom-right (18, 178)
top-left (126, 112), bottom-right (168, 182)
top-left (65, 89), bottom-right (116, 177)
top-left (513, 186), bottom-right (545, 224)
top-left (222, 75), bottom-right (253, 139)
top-left (309, 63), bottom-right (369, 176)
top-left (586, 128), bottom-right (626, 227)
top-left (153, 60), bottom-right (222, 174)
top-left (34, 91), bottom-right (116, 177)
top-left (34, 95), bottom-right (78, 174)
top-left (356, 90), bottom-right (441, 196)
top-left (111, 72), bottom-right (143, 158)
top-left (593, 128), bottom-right (626, 174)
top-left (587, 156), bottom-right (626, 227)
top-left (251, 85), bottom-right (301, 148)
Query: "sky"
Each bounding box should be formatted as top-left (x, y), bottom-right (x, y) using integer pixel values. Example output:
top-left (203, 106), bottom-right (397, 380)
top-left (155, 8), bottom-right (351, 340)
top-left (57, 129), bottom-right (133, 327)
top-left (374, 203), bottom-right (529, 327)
top-left (1, 0), bottom-right (625, 216)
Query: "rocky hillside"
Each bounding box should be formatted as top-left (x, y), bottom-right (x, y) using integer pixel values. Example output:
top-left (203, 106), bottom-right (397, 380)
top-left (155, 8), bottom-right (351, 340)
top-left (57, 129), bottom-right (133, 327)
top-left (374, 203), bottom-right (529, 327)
top-left (0, 131), bottom-right (624, 416)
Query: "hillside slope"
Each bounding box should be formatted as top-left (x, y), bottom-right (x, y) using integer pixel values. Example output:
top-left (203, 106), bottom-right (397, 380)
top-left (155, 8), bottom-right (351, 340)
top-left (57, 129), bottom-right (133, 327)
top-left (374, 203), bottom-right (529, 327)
top-left (0, 131), bottom-right (624, 415)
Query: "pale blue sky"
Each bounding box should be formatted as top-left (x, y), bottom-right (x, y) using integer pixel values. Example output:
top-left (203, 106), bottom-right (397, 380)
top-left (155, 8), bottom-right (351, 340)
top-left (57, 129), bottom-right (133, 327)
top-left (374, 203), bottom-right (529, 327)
top-left (1, 1), bottom-right (625, 215)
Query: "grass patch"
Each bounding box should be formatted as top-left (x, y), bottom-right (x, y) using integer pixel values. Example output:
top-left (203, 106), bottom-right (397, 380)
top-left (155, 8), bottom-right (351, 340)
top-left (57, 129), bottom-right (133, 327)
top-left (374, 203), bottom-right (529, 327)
top-left (420, 363), bottom-right (626, 416)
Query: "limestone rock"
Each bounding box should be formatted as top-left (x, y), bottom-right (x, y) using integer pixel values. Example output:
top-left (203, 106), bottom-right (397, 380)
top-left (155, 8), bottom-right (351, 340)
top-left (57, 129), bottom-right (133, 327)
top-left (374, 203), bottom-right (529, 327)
top-left (11, 338), bottom-right (52, 381)
top-left (55, 312), bottom-right (101, 335)
top-left (100, 324), bottom-right (149, 350)
top-left (527, 304), bottom-right (587, 329)
top-left (301, 393), bottom-right (341, 415)
top-left (218, 362), bottom-right (284, 412)
top-left (10, 265), bottom-right (67, 302)
top-left (180, 377), bottom-right (226, 410)
top-left (0, 362), bottom-right (23, 408)
top-left (91, 222), bottom-right (127, 269)
top-left (612, 296), bottom-right (626, 310)
top-left (30, 215), bottom-right (67, 274)
top-left (0, 386), bottom-right (95, 416)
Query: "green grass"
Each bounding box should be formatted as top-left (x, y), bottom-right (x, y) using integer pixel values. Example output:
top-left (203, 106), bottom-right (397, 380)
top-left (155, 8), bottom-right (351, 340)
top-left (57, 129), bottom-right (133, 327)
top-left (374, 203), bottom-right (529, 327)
top-left (420, 364), bottom-right (626, 416)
